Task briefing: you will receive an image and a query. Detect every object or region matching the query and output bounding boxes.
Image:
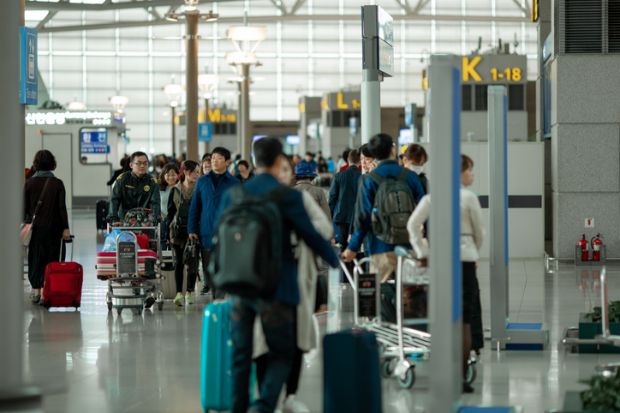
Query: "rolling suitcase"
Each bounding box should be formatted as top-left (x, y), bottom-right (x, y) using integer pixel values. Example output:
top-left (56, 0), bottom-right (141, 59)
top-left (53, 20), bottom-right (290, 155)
top-left (200, 301), bottom-right (256, 412)
top-left (43, 238), bottom-right (83, 309)
top-left (323, 329), bottom-right (382, 413)
top-left (201, 300), bottom-right (234, 411)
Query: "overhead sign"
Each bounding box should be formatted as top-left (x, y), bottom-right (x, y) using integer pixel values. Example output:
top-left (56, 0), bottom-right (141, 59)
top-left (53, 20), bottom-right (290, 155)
top-left (321, 91), bottom-right (361, 111)
top-left (198, 123), bottom-right (213, 142)
top-left (19, 27), bottom-right (38, 105)
top-left (26, 111), bottom-right (113, 126)
top-left (461, 54), bottom-right (527, 84)
top-left (80, 129), bottom-right (109, 154)
top-left (362, 5), bottom-right (394, 78)
top-left (404, 103), bottom-right (416, 126)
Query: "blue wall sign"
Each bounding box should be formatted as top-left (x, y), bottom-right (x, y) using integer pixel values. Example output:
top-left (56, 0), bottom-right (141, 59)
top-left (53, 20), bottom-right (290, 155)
top-left (80, 129), bottom-right (109, 154)
top-left (19, 27), bottom-right (38, 105)
top-left (198, 123), bottom-right (213, 142)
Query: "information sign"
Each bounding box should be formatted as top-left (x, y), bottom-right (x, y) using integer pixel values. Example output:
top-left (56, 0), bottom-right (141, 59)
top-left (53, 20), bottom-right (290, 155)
top-left (357, 272), bottom-right (378, 318)
top-left (80, 129), bottom-right (109, 154)
top-left (19, 27), bottom-right (38, 105)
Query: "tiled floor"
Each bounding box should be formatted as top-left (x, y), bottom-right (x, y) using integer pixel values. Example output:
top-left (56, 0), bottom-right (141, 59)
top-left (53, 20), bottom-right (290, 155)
top-left (21, 210), bottom-right (620, 412)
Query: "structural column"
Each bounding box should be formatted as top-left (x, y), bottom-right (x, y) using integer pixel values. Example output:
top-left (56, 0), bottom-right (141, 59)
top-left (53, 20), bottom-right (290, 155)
top-left (239, 64), bottom-right (251, 160)
top-left (185, 11), bottom-right (199, 161)
top-left (427, 54), bottom-right (462, 412)
top-left (488, 85), bottom-right (509, 347)
top-left (0, 0), bottom-right (25, 397)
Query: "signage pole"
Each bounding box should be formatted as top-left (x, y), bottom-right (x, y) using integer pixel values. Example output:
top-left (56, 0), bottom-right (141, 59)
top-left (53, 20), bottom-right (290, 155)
top-left (361, 5), bottom-right (392, 144)
top-left (428, 54), bottom-right (462, 412)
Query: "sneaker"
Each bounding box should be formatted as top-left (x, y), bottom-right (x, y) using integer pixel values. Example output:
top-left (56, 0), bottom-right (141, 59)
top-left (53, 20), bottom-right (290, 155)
top-left (282, 395), bottom-right (310, 413)
top-left (185, 292), bottom-right (194, 305)
top-left (144, 296), bottom-right (156, 309)
top-left (30, 293), bottom-right (41, 304)
top-left (200, 285), bottom-right (210, 296)
top-left (174, 293), bottom-right (184, 307)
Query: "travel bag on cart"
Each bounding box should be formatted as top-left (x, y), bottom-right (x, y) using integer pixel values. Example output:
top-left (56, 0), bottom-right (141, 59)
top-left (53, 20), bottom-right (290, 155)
top-left (200, 300), bottom-right (256, 411)
top-left (323, 328), bottom-right (382, 413)
top-left (96, 199), bottom-right (109, 230)
top-left (43, 238), bottom-right (83, 309)
top-left (95, 249), bottom-right (158, 280)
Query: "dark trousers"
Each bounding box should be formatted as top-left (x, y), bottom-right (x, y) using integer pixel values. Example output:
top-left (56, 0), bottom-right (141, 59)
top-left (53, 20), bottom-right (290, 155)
top-left (28, 229), bottom-right (63, 289)
top-left (172, 242), bottom-right (198, 293)
top-left (231, 297), bottom-right (296, 413)
top-left (255, 348), bottom-right (303, 397)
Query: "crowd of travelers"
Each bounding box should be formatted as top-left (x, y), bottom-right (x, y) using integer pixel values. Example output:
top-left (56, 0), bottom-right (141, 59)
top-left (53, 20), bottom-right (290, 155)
top-left (22, 131), bottom-right (485, 412)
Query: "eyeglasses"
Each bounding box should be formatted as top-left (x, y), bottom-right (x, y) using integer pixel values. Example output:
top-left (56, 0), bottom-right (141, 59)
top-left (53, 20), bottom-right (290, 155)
top-left (133, 161), bottom-right (149, 166)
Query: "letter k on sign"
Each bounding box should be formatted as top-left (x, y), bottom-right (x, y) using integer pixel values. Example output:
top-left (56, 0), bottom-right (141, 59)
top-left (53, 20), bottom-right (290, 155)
top-left (462, 56), bottom-right (482, 82)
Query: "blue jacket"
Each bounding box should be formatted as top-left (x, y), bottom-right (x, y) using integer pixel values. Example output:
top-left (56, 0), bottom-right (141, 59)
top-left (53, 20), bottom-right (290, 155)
top-left (328, 164), bottom-right (362, 225)
top-left (348, 160), bottom-right (425, 255)
top-left (188, 171), bottom-right (240, 249)
top-left (216, 173), bottom-right (339, 306)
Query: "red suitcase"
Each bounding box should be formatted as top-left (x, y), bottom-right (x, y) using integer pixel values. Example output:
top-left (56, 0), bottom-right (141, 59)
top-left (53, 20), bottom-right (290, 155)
top-left (43, 238), bottom-right (83, 309)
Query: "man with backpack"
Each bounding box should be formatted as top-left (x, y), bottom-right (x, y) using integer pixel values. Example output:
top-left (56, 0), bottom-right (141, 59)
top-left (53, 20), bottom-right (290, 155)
top-left (212, 137), bottom-right (339, 413)
top-left (342, 133), bottom-right (425, 282)
top-left (188, 147), bottom-right (239, 298)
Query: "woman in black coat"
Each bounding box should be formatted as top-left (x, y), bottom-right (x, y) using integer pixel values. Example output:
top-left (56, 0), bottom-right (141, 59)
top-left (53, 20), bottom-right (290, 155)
top-left (24, 150), bottom-right (71, 303)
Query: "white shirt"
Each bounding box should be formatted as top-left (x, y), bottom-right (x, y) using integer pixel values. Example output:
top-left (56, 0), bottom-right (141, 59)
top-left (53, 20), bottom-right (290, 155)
top-left (407, 188), bottom-right (485, 262)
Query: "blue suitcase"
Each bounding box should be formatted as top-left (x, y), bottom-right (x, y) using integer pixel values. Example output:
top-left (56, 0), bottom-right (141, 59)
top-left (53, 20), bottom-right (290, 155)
top-left (323, 329), bottom-right (383, 413)
top-left (201, 301), bottom-right (234, 412)
top-left (200, 300), bottom-right (255, 412)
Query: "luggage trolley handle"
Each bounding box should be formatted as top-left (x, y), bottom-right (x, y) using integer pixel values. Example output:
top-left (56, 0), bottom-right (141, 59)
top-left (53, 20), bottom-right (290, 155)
top-left (60, 235), bottom-right (75, 262)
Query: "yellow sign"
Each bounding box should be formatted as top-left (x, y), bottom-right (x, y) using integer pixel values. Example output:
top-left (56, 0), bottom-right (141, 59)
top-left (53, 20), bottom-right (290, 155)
top-left (298, 102), bottom-right (305, 113)
top-left (462, 56), bottom-right (482, 82)
top-left (336, 92), bottom-right (349, 110)
top-left (421, 69), bottom-right (428, 91)
top-left (206, 109), bottom-right (236, 124)
top-left (531, 0), bottom-right (539, 22)
top-left (351, 99), bottom-right (361, 109)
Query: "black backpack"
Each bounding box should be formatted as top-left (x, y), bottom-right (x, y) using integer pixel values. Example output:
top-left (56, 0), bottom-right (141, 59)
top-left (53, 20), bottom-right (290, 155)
top-left (369, 169), bottom-right (415, 245)
top-left (210, 185), bottom-right (285, 298)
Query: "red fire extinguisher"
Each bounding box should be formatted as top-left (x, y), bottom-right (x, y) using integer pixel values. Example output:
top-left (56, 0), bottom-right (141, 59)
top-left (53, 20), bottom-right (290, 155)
top-left (591, 234), bottom-right (603, 262)
top-left (578, 234), bottom-right (589, 262)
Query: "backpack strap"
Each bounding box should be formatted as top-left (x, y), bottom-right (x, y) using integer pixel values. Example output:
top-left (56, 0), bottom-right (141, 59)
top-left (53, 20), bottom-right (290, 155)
top-left (368, 171), bottom-right (384, 186)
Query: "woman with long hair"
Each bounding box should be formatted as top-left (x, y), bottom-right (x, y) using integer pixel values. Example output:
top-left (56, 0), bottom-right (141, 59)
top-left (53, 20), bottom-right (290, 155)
top-left (167, 160), bottom-right (201, 306)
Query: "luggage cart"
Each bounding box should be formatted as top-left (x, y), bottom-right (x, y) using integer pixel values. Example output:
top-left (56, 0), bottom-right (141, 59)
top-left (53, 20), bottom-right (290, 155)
top-left (343, 247), bottom-right (477, 389)
top-left (103, 226), bottom-right (164, 315)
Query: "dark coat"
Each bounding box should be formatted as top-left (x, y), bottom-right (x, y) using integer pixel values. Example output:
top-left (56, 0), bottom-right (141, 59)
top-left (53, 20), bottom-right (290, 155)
top-left (24, 176), bottom-right (69, 236)
top-left (328, 164), bottom-right (362, 225)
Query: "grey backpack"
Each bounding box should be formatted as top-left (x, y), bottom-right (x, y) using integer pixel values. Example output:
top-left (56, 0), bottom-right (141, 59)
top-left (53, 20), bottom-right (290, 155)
top-left (369, 169), bottom-right (415, 245)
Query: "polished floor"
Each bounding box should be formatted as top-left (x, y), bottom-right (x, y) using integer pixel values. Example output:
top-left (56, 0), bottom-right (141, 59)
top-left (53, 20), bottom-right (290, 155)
top-left (22, 210), bottom-right (620, 412)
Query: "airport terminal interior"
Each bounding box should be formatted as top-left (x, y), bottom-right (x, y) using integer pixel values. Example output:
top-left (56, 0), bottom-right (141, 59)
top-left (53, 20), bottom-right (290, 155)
top-left (3, 0), bottom-right (620, 412)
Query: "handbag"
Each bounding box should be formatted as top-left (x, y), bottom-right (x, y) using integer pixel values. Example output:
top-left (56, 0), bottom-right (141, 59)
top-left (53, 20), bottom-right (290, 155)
top-left (21, 178), bottom-right (51, 247)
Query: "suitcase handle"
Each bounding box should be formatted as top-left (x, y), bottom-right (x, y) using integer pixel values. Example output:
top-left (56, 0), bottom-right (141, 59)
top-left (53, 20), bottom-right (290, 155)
top-left (60, 235), bottom-right (75, 262)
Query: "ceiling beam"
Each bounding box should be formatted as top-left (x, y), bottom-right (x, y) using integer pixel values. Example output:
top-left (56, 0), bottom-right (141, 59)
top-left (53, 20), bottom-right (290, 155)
top-left (511, 0), bottom-right (528, 16)
top-left (412, 0), bottom-right (431, 15)
top-left (36, 10), bottom-right (57, 30)
top-left (38, 13), bottom-right (529, 33)
top-left (26, 0), bottom-right (184, 12)
top-left (289, 0), bottom-right (307, 16)
top-left (393, 0), bottom-right (412, 14)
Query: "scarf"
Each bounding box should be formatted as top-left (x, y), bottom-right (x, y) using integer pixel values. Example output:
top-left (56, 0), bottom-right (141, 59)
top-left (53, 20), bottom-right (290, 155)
top-left (33, 170), bottom-right (55, 178)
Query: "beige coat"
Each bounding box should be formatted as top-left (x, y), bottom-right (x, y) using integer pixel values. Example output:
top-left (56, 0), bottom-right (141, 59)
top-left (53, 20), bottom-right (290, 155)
top-left (253, 191), bottom-right (333, 357)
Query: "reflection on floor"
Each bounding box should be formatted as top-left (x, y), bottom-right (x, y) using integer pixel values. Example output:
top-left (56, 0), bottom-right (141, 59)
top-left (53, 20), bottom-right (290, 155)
top-left (22, 211), bottom-right (620, 412)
